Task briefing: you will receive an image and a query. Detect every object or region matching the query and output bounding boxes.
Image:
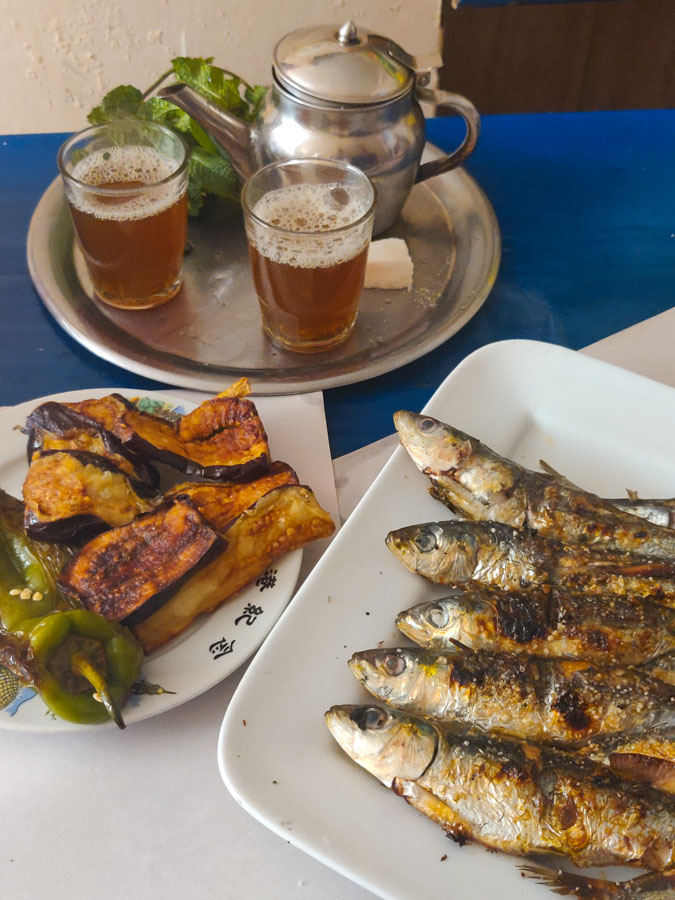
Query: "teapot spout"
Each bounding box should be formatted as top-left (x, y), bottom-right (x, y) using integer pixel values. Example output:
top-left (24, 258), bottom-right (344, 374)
top-left (158, 83), bottom-right (257, 180)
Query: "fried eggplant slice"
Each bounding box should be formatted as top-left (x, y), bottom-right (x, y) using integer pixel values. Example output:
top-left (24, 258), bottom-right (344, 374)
top-left (114, 394), bottom-right (270, 481)
top-left (215, 377), bottom-right (251, 399)
top-left (57, 497), bottom-right (224, 622)
top-left (164, 461), bottom-right (299, 532)
top-left (61, 393), bottom-right (134, 434)
top-left (25, 399), bottom-right (158, 488)
top-left (132, 484), bottom-right (335, 652)
top-left (23, 450), bottom-right (159, 543)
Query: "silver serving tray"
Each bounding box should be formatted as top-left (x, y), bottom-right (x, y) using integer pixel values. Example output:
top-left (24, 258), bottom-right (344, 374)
top-left (27, 146), bottom-right (500, 394)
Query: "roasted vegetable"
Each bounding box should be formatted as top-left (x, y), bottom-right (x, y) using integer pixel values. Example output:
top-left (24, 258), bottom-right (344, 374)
top-left (61, 393), bottom-right (134, 434)
top-left (57, 497), bottom-right (225, 623)
top-left (0, 489), bottom-right (141, 728)
top-left (27, 609), bottom-right (142, 727)
top-left (22, 450), bottom-right (159, 543)
top-left (53, 385), bottom-right (270, 481)
top-left (133, 484), bottom-right (335, 652)
top-left (0, 627), bottom-right (38, 685)
top-left (24, 399), bottom-right (159, 488)
top-left (165, 461), bottom-right (298, 532)
top-left (114, 394), bottom-right (270, 481)
top-left (0, 487), bottom-right (75, 632)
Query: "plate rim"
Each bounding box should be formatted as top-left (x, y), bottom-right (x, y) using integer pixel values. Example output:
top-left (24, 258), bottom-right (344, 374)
top-left (216, 339), bottom-right (675, 899)
top-left (0, 386), bottom-right (302, 733)
top-left (26, 150), bottom-right (501, 395)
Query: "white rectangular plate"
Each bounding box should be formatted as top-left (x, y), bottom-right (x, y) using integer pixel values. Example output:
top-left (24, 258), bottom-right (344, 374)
top-left (218, 340), bottom-right (675, 899)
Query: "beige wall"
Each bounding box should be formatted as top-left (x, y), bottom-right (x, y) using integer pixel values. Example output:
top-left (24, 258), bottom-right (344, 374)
top-left (1, 0), bottom-right (441, 133)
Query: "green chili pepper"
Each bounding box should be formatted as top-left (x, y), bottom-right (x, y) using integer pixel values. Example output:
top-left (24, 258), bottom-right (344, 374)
top-left (0, 488), bottom-right (75, 633)
top-left (0, 489), bottom-right (142, 728)
top-left (28, 610), bottom-right (142, 728)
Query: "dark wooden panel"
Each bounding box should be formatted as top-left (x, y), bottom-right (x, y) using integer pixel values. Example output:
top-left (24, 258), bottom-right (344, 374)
top-left (440, 0), bottom-right (675, 113)
top-left (579, 0), bottom-right (675, 110)
top-left (455, 0), bottom-right (609, 4)
top-left (440, 2), bottom-right (598, 113)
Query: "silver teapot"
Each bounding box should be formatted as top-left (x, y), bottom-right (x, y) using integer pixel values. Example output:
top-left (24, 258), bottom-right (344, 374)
top-left (160, 22), bottom-right (480, 234)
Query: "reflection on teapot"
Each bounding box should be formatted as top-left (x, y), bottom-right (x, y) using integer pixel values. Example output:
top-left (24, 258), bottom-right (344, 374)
top-left (159, 22), bottom-right (480, 234)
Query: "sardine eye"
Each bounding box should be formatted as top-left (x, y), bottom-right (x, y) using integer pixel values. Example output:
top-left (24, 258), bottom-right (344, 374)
top-left (414, 529), bottom-right (439, 553)
top-left (350, 706), bottom-right (388, 731)
top-left (382, 652), bottom-right (406, 676)
top-left (427, 604), bottom-right (449, 628)
top-left (419, 417), bottom-right (439, 433)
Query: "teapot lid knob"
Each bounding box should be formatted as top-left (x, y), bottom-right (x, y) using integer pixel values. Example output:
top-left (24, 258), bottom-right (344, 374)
top-left (337, 21), bottom-right (359, 45)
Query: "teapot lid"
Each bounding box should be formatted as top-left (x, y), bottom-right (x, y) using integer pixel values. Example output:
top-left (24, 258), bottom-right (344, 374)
top-left (273, 22), bottom-right (418, 105)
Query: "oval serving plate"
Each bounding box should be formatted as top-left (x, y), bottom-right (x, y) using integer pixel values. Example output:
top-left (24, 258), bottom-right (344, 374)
top-left (27, 146), bottom-right (500, 395)
top-left (0, 388), bottom-right (302, 733)
top-left (217, 341), bottom-right (675, 900)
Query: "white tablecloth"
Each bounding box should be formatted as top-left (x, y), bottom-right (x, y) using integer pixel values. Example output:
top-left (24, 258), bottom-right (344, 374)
top-left (2, 310), bottom-right (674, 900)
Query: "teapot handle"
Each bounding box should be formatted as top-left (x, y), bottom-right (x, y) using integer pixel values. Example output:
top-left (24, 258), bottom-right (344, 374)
top-left (415, 89), bottom-right (481, 183)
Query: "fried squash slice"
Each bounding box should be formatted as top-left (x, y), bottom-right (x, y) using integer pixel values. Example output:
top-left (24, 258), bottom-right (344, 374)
top-left (57, 497), bottom-right (224, 622)
top-left (132, 484), bottom-right (335, 652)
top-left (114, 395), bottom-right (270, 481)
top-left (23, 450), bottom-right (159, 543)
top-left (164, 461), bottom-right (299, 532)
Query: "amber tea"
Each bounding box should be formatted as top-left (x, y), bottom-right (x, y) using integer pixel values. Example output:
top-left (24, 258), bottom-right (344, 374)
top-left (243, 160), bottom-right (375, 353)
top-left (59, 124), bottom-right (189, 310)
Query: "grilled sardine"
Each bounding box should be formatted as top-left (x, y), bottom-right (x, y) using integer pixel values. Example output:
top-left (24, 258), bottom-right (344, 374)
top-left (349, 647), bottom-right (675, 747)
top-left (581, 726), bottom-right (675, 796)
top-left (394, 411), bottom-right (675, 560)
top-left (325, 704), bottom-right (675, 871)
top-left (386, 520), bottom-right (675, 607)
top-left (396, 585), bottom-right (675, 665)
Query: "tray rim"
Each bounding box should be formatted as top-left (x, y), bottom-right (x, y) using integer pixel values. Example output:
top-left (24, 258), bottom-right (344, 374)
top-left (27, 153), bottom-right (501, 395)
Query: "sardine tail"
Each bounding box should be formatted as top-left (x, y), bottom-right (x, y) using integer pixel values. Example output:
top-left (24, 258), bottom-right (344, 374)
top-left (519, 864), bottom-right (675, 899)
top-left (519, 864), bottom-right (617, 898)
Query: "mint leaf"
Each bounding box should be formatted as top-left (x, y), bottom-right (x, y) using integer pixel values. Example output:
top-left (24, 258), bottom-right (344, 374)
top-left (188, 118), bottom-right (220, 155)
top-left (171, 57), bottom-right (248, 118)
top-left (87, 85), bottom-right (144, 124)
top-left (244, 84), bottom-right (268, 122)
top-left (189, 147), bottom-right (239, 202)
top-left (87, 105), bottom-right (109, 126)
top-left (142, 97), bottom-right (192, 133)
top-left (187, 180), bottom-right (207, 216)
top-left (86, 59), bottom-right (266, 216)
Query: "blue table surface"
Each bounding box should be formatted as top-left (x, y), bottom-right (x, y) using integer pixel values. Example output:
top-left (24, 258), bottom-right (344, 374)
top-left (1, 110), bottom-right (674, 458)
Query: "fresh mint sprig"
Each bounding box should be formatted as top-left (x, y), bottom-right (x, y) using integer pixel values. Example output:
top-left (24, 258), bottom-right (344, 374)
top-left (87, 58), bottom-right (266, 215)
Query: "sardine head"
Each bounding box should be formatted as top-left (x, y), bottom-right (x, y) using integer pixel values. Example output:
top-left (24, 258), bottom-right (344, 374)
top-left (394, 411), bottom-right (472, 476)
top-left (349, 647), bottom-right (427, 706)
top-left (386, 523), bottom-right (478, 584)
top-left (395, 412), bottom-right (517, 504)
top-left (325, 704), bottom-right (437, 788)
top-left (396, 590), bottom-right (480, 647)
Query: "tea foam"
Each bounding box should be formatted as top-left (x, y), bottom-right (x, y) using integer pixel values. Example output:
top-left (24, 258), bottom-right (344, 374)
top-left (68, 146), bottom-right (183, 221)
top-left (250, 182), bottom-right (370, 269)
